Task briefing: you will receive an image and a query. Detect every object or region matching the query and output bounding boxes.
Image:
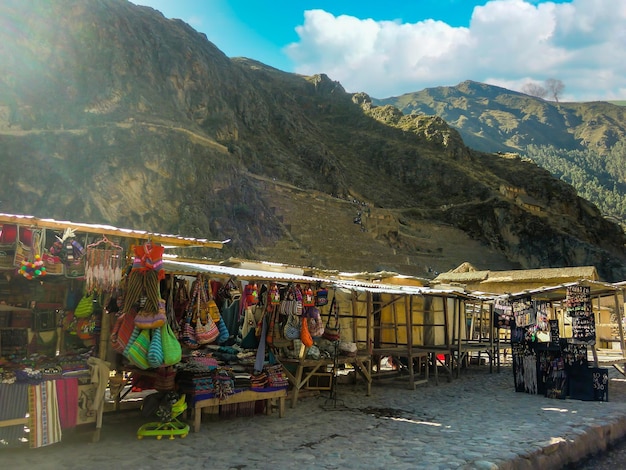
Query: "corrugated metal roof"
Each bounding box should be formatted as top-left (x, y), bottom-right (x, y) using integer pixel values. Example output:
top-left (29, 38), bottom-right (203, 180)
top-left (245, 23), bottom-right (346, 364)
top-left (163, 260), bottom-right (325, 283)
top-left (0, 213), bottom-right (227, 248)
top-left (312, 278), bottom-right (476, 298)
top-left (164, 260), bottom-right (478, 298)
top-left (499, 279), bottom-right (619, 301)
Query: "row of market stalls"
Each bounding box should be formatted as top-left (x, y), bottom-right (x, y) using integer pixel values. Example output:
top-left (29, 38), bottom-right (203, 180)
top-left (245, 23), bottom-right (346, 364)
top-left (0, 212), bottom-right (625, 447)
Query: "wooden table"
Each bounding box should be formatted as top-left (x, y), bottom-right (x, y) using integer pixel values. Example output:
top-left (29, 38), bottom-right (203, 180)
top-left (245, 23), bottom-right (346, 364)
top-left (191, 389), bottom-right (286, 432)
top-left (372, 347), bottom-right (430, 389)
top-left (278, 355), bottom-right (372, 407)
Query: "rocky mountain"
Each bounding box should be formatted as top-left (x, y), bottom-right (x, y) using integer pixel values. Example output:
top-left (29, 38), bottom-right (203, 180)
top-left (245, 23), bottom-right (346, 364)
top-left (373, 80), bottom-right (626, 155)
top-left (1, 0), bottom-right (626, 281)
top-left (374, 81), bottom-right (626, 227)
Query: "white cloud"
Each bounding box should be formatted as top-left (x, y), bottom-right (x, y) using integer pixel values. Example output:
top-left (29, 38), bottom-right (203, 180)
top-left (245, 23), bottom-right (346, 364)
top-left (285, 0), bottom-right (626, 101)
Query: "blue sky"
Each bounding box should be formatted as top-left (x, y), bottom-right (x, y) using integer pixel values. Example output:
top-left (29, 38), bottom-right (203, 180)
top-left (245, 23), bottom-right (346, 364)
top-left (131, 0), bottom-right (626, 102)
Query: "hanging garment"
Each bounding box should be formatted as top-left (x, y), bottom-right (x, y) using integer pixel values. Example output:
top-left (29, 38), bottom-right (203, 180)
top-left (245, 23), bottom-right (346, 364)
top-left (220, 298), bottom-right (241, 337)
top-left (87, 357), bottom-right (111, 415)
top-left (131, 242), bottom-right (165, 280)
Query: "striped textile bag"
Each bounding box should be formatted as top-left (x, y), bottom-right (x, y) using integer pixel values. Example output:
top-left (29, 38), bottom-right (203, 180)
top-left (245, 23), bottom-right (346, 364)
top-left (110, 309), bottom-right (137, 354)
top-left (147, 327), bottom-right (164, 369)
top-left (124, 327), bottom-right (151, 370)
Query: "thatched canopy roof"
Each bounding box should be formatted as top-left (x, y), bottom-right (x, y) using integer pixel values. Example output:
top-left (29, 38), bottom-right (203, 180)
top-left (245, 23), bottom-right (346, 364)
top-left (433, 265), bottom-right (600, 285)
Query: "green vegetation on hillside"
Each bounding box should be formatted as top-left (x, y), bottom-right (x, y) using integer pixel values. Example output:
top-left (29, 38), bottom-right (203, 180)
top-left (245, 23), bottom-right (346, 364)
top-left (524, 141), bottom-right (626, 224)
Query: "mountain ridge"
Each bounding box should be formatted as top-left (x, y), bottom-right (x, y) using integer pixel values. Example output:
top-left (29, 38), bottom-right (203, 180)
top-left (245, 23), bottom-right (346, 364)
top-left (1, 0), bottom-right (625, 281)
top-left (374, 79), bottom-right (626, 155)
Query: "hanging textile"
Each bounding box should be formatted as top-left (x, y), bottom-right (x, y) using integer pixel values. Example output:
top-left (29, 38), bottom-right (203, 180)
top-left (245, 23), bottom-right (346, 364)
top-left (123, 269), bottom-right (161, 316)
top-left (220, 297), bottom-right (241, 337)
top-left (28, 381), bottom-right (62, 448)
top-left (254, 315), bottom-right (268, 373)
top-left (534, 300), bottom-right (550, 341)
top-left (512, 296), bottom-right (534, 328)
top-left (87, 357), bottom-right (111, 416)
top-left (131, 242), bottom-right (165, 280)
top-left (0, 383), bottom-right (29, 447)
top-left (55, 378), bottom-right (78, 430)
top-left (84, 236), bottom-right (125, 294)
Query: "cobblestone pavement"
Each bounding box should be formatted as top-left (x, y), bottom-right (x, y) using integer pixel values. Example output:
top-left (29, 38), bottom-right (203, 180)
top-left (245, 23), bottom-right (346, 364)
top-left (2, 365), bottom-right (626, 469)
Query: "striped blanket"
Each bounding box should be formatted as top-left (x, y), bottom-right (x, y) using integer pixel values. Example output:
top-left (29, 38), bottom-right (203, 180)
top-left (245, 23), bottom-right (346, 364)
top-left (0, 382), bottom-right (29, 447)
top-left (28, 380), bottom-right (62, 448)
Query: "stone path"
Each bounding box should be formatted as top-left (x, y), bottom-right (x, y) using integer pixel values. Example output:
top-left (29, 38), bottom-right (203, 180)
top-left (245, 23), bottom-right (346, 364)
top-left (2, 365), bottom-right (626, 469)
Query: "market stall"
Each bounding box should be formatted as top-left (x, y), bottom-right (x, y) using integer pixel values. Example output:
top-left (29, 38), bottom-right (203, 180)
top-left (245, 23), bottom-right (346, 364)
top-left (491, 280), bottom-right (625, 400)
top-left (272, 284), bottom-right (373, 408)
top-left (340, 279), bottom-right (489, 388)
top-left (159, 260), bottom-right (374, 414)
top-left (452, 294), bottom-right (498, 376)
top-left (0, 213), bottom-right (225, 447)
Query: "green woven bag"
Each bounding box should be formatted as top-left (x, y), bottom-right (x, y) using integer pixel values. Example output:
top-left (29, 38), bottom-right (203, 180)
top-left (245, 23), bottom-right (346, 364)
top-left (74, 293), bottom-right (94, 318)
top-left (126, 328), bottom-right (151, 370)
top-left (161, 324), bottom-right (182, 366)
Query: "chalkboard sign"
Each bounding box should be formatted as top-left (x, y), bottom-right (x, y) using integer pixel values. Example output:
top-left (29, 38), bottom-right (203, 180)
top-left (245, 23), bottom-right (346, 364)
top-left (568, 367), bottom-right (609, 401)
top-left (560, 340), bottom-right (588, 370)
top-left (545, 357), bottom-right (567, 400)
top-left (493, 297), bottom-right (513, 329)
top-left (566, 285), bottom-right (591, 317)
top-left (572, 312), bottom-right (596, 345)
top-left (549, 320), bottom-right (560, 345)
top-left (591, 368), bottom-right (609, 401)
top-left (512, 297), bottom-right (535, 327)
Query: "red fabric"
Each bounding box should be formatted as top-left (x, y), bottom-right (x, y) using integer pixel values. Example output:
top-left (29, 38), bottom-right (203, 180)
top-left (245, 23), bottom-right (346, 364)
top-left (0, 224), bottom-right (17, 244)
top-left (55, 378), bottom-right (78, 430)
top-left (19, 227), bottom-right (33, 245)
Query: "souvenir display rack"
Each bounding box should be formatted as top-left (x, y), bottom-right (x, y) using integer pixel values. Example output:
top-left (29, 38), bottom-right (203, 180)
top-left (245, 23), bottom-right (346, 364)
top-left (499, 280), bottom-right (625, 400)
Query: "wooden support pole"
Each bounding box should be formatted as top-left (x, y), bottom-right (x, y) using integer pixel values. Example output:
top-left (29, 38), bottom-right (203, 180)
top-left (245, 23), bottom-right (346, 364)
top-left (406, 295), bottom-right (414, 389)
top-left (615, 290), bottom-right (626, 360)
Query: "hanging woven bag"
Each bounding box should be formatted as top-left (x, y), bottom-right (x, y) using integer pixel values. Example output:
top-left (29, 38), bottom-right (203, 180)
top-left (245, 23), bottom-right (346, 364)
top-left (161, 323), bottom-right (182, 365)
top-left (147, 327), bottom-right (165, 368)
top-left (125, 328), bottom-right (151, 370)
top-left (300, 316), bottom-right (313, 347)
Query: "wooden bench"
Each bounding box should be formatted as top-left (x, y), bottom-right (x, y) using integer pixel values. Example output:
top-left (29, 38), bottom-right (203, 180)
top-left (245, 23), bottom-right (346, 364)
top-left (191, 389), bottom-right (286, 432)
